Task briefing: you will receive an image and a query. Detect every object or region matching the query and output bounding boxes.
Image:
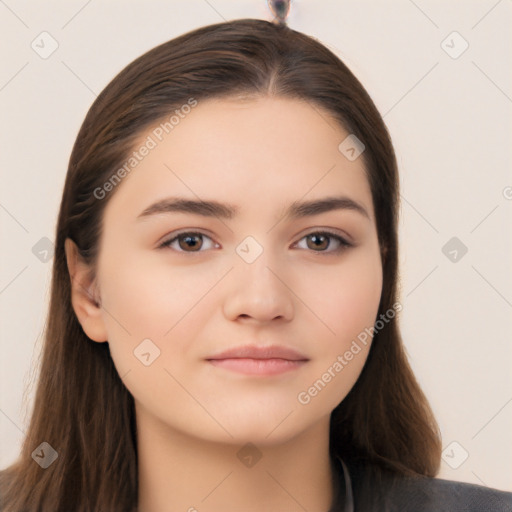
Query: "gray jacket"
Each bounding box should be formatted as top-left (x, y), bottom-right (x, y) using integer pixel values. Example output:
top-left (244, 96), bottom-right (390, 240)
top-left (329, 457), bottom-right (512, 511)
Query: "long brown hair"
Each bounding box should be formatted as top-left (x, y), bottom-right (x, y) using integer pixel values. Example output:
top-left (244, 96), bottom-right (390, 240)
top-left (0, 18), bottom-right (441, 511)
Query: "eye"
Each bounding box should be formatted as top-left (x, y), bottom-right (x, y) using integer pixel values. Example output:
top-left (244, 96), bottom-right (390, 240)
top-left (158, 231), bottom-right (218, 252)
top-left (158, 230), bottom-right (352, 254)
top-left (293, 231), bottom-right (352, 254)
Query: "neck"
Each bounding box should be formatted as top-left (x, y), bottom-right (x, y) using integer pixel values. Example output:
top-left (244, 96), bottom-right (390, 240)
top-left (136, 408), bottom-right (336, 512)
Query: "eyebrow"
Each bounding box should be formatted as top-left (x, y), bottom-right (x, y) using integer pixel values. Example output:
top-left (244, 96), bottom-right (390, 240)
top-left (136, 195), bottom-right (370, 222)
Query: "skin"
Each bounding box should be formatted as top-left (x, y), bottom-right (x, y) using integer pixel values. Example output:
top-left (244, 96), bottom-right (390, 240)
top-left (65, 96), bottom-right (383, 512)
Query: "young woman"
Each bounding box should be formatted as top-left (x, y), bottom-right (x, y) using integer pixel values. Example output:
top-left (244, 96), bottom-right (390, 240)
top-left (1, 18), bottom-right (511, 512)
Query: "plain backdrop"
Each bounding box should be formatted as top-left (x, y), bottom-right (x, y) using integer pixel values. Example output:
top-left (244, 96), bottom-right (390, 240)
top-left (1, 0), bottom-right (511, 492)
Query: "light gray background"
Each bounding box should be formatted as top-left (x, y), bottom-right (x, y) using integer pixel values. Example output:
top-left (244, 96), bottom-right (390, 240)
top-left (1, 0), bottom-right (511, 492)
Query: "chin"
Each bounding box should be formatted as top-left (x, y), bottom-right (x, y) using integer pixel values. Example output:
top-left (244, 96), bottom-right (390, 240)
top-left (212, 410), bottom-right (320, 447)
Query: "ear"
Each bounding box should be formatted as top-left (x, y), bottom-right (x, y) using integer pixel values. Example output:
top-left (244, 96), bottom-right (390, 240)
top-left (64, 238), bottom-right (108, 343)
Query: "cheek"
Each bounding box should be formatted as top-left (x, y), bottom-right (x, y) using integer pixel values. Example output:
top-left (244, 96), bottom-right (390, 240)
top-left (336, 260), bottom-right (382, 337)
top-left (295, 254), bottom-right (382, 413)
top-left (95, 258), bottom-right (215, 416)
top-left (300, 249), bottom-right (383, 351)
top-left (294, 250), bottom-right (381, 407)
top-left (96, 251), bottom-right (220, 358)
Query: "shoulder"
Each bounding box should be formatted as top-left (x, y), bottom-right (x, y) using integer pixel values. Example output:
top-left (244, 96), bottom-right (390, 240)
top-left (380, 473), bottom-right (512, 512)
top-left (340, 457), bottom-right (512, 512)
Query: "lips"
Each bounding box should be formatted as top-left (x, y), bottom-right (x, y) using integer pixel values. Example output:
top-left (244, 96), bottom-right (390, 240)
top-left (208, 345), bottom-right (309, 361)
top-left (206, 345), bottom-right (309, 376)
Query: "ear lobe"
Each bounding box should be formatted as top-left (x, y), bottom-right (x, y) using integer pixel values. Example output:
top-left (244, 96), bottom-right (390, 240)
top-left (64, 238), bottom-right (108, 343)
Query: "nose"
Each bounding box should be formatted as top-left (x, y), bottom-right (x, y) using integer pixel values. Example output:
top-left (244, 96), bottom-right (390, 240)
top-left (222, 250), bottom-right (294, 325)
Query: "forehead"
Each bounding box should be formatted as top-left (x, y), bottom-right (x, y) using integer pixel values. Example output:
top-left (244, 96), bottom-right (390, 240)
top-left (101, 95), bottom-right (374, 224)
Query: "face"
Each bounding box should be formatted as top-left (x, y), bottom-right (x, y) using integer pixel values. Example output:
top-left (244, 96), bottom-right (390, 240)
top-left (69, 96), bottom-right (383, 446)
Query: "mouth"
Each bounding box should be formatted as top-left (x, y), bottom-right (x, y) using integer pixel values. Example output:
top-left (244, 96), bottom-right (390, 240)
top-left (206, 345), bottom-right (309, 376)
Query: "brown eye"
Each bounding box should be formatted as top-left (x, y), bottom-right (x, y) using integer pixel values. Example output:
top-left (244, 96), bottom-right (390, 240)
top-left (306, 233), bottom-right (329, 251)
top-left (295, 231), bottom-right (351, 254)
top-left (178, 234), bottom-right (203, 251)
top-left (159, 232), bottom-right (217, 252)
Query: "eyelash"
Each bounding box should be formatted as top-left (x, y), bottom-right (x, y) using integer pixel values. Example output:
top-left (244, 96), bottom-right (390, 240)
top-left (158, 230), bottom-right (352, 255)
